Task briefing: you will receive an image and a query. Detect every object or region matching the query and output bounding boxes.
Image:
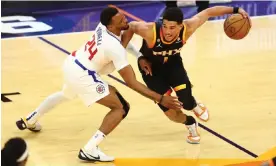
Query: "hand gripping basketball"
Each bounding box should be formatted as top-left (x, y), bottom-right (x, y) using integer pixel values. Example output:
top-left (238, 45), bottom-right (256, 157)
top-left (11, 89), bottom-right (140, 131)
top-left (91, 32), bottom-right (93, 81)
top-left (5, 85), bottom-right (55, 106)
top-left (224, 8), bottom-right (252, 40)
top-left (237, 8), bottom-right (252, 27)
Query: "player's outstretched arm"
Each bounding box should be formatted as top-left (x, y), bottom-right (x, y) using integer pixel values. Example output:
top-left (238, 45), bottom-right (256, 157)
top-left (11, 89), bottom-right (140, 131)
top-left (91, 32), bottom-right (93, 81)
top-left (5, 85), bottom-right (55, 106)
top-left (121, 21), bottom-right (154, 48)
top-left (118, 65), bottom-right (183, 110)
top-left (122, 21), bottom-right (155, 60)
top-left (105, 43), bottom-right (182, 110)
top-left (184, 6), bottom-right (250, 40)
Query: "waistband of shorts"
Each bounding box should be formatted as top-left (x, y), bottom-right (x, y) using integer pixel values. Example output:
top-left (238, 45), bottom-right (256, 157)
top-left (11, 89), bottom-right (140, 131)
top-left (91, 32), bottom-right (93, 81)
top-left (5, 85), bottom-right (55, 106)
top-left (74, 59), bottom-right (87, 71)
top-left (69, 51), bottom-right (95, 72)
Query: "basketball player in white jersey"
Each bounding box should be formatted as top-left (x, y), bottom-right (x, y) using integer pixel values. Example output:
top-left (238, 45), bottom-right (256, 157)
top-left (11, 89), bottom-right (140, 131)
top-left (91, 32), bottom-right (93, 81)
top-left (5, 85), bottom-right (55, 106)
top-left (16, 7), bottom-right (182, 162)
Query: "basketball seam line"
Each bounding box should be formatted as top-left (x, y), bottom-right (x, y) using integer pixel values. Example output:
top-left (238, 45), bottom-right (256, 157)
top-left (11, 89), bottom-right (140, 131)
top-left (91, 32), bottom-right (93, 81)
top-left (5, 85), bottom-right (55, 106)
top-left (224, 17), bottom-right (245, 31)
top-left (229, 18), bottom-right (247, 38)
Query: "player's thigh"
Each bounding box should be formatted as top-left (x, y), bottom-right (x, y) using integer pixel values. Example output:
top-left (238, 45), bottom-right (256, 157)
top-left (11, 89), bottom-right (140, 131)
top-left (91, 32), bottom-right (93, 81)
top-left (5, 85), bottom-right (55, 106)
top-left (62, 57), bottom-right (113, 106)
top-left (64, 69), bottom-right (110, 107)
top-left (96, 85), bottom-right (125, 110)
top-left (141, 70), bottom-right (171, 95)
top-left (141, 71), bottom-right (172, 112)
top-left (168, 61), bottom-right (196, 109)
top-left (62, 84), bottom-right (77, 100)
top-left (168, 60), bottom-right (193, 94)
top-left (77, 79), bottom-right (110, 107)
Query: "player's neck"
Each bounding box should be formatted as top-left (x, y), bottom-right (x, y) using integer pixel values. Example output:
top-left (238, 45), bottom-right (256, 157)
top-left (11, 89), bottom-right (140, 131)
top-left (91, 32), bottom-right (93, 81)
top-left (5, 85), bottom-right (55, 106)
top-left (107, 28), bottom-right (121, 37)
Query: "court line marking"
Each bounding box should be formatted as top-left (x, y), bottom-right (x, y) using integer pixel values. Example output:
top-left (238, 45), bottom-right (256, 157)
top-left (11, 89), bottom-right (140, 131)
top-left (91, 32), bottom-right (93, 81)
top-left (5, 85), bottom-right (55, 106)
top-left (36, 5), bottom-right (258, 158)
top-left (1, 14), bottom-right (275, 41)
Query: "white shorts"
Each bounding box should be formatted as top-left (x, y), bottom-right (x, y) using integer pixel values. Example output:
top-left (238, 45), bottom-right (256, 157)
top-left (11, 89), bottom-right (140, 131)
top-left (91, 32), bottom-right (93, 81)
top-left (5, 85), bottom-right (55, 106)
top-left (62, 56), bottom-right (109, 107)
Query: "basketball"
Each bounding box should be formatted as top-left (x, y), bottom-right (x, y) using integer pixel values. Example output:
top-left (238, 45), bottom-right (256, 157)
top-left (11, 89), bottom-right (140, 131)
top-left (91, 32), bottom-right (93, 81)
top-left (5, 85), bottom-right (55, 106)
top-left (224, 14), bottom-right (251, 40)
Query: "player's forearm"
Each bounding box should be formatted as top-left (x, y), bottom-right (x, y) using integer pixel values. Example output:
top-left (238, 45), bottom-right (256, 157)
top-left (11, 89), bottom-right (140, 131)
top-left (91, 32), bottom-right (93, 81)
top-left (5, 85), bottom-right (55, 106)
top-left (127, 80), bottom-right (162, 102)
top-left (121, 22), bottom-right (137, 48)
top-left (126, 42), bottom-right (143, 59)
top-left (205, 6), bottom-right (237, 17)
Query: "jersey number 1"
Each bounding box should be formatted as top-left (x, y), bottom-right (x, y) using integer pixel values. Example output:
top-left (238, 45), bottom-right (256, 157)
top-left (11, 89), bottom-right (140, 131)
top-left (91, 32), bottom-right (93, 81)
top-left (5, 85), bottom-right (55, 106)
top-left (85, 34), bottom-right (98, 60)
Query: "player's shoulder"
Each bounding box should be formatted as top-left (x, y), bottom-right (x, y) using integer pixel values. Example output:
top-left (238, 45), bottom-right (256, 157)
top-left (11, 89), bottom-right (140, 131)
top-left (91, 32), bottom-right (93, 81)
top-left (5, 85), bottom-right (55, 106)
top-left (147, 22), bottom-right (156, 29)
top-left (129, 21), bottom-right (154, 30)
top-left (102, 34), bottom-right (124, 52)
top-left (102, 33), bottom-right (121, 46)
top-left (182, 19), bottom-right (195, 33)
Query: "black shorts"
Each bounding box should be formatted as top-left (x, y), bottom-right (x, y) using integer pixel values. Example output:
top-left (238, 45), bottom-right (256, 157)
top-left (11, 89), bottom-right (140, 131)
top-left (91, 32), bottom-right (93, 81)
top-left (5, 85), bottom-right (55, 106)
top-left (139, 56), bottom-right (196, 112)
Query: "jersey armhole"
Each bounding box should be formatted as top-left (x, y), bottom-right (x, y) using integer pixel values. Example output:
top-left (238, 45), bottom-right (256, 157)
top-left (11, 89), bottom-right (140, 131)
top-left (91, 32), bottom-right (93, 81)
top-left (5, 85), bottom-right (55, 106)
top-left (147, 23), bottom-right (156, 48)
top-left (182, 23), bottom-right (187, 44)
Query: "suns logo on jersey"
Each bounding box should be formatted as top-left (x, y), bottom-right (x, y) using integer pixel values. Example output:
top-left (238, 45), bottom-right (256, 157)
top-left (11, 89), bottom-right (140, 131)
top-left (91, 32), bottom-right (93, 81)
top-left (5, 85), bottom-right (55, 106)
top-left (152, 48), bottom-right (182, 56)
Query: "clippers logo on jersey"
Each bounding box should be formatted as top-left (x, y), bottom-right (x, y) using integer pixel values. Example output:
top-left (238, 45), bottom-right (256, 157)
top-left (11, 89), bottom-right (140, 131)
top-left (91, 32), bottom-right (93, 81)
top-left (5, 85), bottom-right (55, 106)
top-left (152, 48), bottom-right (182, 56)
top-left (96, 84), bottom-right (105, 94)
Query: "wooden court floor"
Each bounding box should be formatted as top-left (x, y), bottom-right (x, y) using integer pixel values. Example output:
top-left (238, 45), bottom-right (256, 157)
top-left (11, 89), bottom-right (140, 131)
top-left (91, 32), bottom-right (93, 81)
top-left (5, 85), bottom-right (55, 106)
top-left (1, 15), bottom-right (276, 166)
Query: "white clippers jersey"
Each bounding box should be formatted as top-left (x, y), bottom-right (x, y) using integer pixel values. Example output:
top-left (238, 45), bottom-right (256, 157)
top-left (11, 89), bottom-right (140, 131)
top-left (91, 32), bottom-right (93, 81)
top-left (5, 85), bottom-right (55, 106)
top-left (72, 23), bottom-right (129, 75)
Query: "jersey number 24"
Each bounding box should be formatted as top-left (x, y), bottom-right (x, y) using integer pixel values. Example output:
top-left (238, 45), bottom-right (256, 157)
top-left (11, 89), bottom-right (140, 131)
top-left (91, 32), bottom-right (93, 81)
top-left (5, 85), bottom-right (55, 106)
top-left (84, 34), bottom-right (98, 60)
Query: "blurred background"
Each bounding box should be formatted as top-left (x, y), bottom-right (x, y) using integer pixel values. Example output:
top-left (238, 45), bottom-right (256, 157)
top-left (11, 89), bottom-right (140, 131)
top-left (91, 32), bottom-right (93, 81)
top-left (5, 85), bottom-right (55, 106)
top-left (2, 1), bottom-right (275, 38)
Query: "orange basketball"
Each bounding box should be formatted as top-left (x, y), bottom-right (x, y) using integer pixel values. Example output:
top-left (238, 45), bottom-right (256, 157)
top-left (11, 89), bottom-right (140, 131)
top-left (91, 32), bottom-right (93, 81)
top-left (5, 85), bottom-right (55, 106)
top-left (224, 14), bottom-right (251, 40)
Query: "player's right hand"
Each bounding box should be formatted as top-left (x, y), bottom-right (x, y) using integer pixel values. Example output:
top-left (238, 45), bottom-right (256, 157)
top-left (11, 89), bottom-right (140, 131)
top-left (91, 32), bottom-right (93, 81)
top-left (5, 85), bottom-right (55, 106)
top-left (160, 96), bottom-right (183, 110)
top-left (138, 57), bottom-right (152, 76)
top-left (238, 8), bottom-right (252, 27)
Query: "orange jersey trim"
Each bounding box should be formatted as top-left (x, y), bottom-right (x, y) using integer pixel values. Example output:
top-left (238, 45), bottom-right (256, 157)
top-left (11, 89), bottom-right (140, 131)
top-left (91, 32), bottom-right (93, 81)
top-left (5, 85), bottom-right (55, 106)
top-left (148, 23), bottom-right (157, 48)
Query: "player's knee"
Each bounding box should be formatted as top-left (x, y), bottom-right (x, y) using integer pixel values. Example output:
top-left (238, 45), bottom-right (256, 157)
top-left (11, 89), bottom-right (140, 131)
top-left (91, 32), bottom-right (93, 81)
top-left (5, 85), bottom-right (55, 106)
top-left (181, 98), bottom-right (196, 110)
top-left (122, 102), bottom-right (130, 119)
top-left (115, 92), bottom-right (130, 119)
top-left (165, 109), bottom-right (183, 123)
top-left (175, 88), bottom-right (196, 110)
top-left (166, 113), bottom-right (179, 123)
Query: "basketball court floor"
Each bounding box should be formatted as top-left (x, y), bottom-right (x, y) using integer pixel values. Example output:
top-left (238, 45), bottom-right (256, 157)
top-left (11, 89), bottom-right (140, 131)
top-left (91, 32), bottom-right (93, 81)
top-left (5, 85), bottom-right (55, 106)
top-left (1, 5), bottom-right (276, 166)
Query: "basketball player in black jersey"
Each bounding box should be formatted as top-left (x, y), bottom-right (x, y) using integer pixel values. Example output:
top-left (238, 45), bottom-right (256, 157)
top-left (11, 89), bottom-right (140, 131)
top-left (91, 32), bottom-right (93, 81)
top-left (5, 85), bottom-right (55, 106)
top-left (122, 6), bottom-right (250, 144)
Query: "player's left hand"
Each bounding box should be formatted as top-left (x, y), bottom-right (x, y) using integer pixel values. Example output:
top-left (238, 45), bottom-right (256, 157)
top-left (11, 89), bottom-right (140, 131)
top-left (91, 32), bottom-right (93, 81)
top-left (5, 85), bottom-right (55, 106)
top-left (238, 8), bottom-right (252, 27)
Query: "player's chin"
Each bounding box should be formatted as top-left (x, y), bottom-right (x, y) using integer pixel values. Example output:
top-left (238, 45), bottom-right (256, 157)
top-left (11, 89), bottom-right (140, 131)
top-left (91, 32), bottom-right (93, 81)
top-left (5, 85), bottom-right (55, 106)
top-left (165, 37), bottom-right (173, 42)
top-left (122, 25), bottom-right (130, 30)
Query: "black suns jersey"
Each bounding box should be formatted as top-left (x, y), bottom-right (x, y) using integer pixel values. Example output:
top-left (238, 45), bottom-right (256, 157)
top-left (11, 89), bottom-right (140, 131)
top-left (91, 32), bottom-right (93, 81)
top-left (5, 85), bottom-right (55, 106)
top-left (139, 20), bottom-right (187, 64)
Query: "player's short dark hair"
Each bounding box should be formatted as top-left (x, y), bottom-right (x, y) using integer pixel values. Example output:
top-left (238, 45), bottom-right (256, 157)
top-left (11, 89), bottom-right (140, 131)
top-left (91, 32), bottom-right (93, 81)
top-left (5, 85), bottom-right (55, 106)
top-left (163, 7), bottom-right (183, 24)
top-left (100, 7), bottom-right (119, 26)
top-left (1, 137), bottom-right (28, 166)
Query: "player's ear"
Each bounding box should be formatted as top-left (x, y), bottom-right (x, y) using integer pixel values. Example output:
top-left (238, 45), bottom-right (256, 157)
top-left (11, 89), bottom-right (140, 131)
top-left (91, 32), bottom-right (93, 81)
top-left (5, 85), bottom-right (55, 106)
top-left (107, 24), bottom-right (113, 29)
top-left (177, 23), bottom-right (183, 30)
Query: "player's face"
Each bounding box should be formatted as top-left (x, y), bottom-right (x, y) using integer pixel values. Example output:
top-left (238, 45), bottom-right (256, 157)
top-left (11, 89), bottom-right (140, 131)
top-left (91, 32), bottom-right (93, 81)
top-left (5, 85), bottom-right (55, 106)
top-left (162, 19), bottom-right (183, 42)
top-left (112, 12), bottom-right (129, 30)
